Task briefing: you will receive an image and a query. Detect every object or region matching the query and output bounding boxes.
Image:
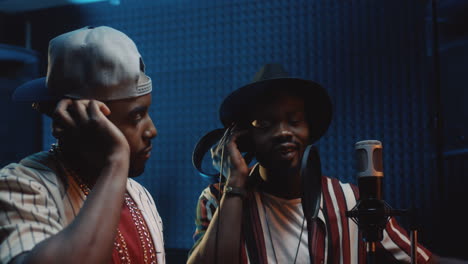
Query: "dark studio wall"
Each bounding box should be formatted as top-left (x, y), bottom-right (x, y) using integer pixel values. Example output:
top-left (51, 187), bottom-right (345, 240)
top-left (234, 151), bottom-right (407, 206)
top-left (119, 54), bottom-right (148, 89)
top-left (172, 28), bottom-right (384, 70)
top-left (432, 0), bottom-right (468, 259)
top-left (0, 44), bottom-right (41, 167)
top-left (1, 0), bottom-right (467, 262)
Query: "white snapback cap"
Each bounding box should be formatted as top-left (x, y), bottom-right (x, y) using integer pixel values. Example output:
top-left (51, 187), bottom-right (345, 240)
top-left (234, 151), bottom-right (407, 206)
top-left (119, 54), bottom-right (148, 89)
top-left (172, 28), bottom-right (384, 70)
top-left (13, 26), bottom-right (152, 102)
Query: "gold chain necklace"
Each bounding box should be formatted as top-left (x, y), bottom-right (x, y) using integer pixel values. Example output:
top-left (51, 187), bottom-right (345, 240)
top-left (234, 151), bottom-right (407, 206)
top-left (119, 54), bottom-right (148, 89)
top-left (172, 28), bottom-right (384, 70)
top-left (50, 144), bottom-right (156, 264)
top-left (125, 194), bottom-right (157, 264)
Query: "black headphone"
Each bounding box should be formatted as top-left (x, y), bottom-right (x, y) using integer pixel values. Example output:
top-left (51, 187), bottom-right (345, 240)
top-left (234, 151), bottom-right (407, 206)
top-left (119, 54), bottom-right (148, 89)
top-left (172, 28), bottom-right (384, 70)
top-left (301, 145), bottom-right (322, 222)
top-left (192, 128), bottom-right (225, 179)
top-left (192, 127), bottom-right (255, 180)
top-left (193, 129), bottom-right (322, 221)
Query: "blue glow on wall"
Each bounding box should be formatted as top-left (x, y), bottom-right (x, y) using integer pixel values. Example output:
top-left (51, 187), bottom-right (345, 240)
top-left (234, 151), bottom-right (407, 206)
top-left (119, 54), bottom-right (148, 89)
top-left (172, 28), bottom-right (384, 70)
top-left (68, 0), bottom-right (117, 5)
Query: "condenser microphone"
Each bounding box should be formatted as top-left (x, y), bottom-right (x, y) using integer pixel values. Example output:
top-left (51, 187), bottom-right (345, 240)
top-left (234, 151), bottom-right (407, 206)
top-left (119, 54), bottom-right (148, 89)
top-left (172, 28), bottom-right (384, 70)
top-left (348, 140), bottom-right (406, 263)
top-left (353, 140), bottom-right (387, 243)
top-left (355, 140), bottom-right (384, 201)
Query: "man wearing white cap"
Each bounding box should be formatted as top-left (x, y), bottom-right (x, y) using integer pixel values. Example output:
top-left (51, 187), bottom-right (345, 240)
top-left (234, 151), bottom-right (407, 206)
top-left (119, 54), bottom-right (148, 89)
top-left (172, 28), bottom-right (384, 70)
top-left (0, 26), bottom-right (164, 264)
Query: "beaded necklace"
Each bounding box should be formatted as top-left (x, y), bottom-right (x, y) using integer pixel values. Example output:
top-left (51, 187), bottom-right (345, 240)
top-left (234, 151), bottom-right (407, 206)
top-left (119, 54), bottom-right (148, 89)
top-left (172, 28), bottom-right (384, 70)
top-left (50, 144), bottom-right (157, 264)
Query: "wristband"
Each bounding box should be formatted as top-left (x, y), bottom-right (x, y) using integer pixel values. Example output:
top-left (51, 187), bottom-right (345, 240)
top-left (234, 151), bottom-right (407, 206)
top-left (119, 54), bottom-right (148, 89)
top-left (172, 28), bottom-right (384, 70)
top-left (224, 186), bottom-right (247, 198)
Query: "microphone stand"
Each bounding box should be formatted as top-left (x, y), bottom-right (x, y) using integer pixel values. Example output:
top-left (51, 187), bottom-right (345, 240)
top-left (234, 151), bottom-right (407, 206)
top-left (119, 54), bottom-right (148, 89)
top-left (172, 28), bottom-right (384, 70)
top-left (346, 199), bottom-right (406, 264)
top-left (411, 228), bottom-right (418, 264)
top-left (409, 207), bottom-right (420, 264)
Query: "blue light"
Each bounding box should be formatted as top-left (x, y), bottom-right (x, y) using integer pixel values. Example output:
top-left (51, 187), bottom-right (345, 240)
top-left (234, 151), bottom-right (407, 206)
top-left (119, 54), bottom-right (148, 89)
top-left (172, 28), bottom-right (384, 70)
top-left (67, 0), bottom-right (119, 5)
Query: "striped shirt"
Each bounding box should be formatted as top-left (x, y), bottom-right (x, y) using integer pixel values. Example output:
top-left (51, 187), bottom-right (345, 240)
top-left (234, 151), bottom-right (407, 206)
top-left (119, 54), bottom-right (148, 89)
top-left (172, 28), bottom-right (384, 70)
top-left (191, 165), bottom-right (432, 264)
top-left (0, 151), bottom-right (165, 264)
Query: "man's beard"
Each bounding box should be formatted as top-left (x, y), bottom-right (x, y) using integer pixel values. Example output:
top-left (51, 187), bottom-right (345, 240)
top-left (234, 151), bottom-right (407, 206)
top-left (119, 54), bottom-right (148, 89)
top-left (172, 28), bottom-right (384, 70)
top-left (256, 151), bottom-right (303, 172)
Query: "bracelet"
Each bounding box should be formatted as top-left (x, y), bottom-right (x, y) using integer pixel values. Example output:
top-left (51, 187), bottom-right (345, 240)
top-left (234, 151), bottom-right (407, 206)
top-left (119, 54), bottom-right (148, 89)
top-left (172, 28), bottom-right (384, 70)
top-left (224, 186), bottom-right (247, 198)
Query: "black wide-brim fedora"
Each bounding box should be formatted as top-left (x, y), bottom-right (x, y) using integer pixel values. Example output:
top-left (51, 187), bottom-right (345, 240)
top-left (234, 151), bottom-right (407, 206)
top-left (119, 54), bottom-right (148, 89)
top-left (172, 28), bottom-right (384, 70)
top-left (192, 64), bottom-right (333, 179)
top-left (219, 63), bottom-right (333, 143)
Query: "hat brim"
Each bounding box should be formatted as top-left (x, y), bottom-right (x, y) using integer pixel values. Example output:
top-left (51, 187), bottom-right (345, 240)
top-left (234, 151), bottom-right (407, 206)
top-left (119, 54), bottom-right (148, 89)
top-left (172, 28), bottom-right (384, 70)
top-left (12, 77), bottom-right (59, 102)
top-left (219, 77), bottom-right (333, 143)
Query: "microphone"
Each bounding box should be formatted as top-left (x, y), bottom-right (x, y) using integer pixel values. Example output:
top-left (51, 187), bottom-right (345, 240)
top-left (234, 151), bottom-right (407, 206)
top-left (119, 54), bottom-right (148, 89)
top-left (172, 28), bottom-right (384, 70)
top-left (347, 140), bottom-right (397, 244)
top-left (355, 140), bottom-right (384, 202)
top-left (347, 140), bottom-right (407, 263)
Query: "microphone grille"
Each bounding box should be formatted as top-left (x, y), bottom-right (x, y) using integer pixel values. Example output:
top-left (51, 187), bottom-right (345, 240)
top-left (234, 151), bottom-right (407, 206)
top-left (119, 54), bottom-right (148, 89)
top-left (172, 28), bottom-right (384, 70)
top-left (356, 149), bottom-right (368, 172)
top-left (355, 140), bottom-right (383, 177)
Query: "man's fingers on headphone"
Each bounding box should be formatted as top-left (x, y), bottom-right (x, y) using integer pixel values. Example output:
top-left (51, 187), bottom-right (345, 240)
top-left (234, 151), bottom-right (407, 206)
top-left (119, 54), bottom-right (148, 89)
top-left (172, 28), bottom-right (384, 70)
top-left (72, 100), bottom-right (90, 125)
top-left (229, 129), bottom-right (249, 143)
top-left (54, 99), bottom-right (76, 128)
top-left (93, 100), bottom-right (111, 116)
top-left (88, 100), bottom-right (112, 118)
top-left (210, 146), bottom-right (219, 160)
top-left (87, 100), bottom-right (108, 127)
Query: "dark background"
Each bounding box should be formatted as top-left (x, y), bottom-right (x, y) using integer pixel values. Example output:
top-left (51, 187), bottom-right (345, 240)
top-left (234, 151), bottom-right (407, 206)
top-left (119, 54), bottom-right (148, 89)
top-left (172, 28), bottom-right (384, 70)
top-left (1, 0), bottom-right (467, 263)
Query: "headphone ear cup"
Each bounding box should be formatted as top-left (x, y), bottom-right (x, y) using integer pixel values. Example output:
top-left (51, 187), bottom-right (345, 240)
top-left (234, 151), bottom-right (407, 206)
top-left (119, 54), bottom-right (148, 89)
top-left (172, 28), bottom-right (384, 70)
top-left (192, 128), bottom-right (226, 179)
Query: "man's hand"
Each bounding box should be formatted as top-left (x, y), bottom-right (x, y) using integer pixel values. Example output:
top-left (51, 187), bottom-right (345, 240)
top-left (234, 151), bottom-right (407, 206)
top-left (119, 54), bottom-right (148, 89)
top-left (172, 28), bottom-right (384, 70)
top-left (210, 124), bottom-right (250, 187)
top-left (9, 99), bottom-right (131, 264)
top-left (53, 99), bottom-right (130, 165)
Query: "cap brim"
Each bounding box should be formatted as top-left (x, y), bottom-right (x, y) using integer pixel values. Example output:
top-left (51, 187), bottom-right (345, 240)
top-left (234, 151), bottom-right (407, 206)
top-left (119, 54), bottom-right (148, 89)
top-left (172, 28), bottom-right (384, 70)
top-left (12, 77), bottom-right (59, 102)
top-left (219, 77), bottom-right (333, 143)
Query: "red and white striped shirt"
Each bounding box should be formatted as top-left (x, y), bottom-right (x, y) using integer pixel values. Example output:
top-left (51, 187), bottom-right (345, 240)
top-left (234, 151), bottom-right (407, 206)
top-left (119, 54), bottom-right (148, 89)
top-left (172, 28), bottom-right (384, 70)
top-left (191, 166), bottom-right (432, 264)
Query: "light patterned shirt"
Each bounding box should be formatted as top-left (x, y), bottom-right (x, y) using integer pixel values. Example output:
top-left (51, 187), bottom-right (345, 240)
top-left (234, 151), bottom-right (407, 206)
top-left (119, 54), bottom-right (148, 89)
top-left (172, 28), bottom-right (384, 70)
top-left (0, 151), bottom-right (165, 264)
